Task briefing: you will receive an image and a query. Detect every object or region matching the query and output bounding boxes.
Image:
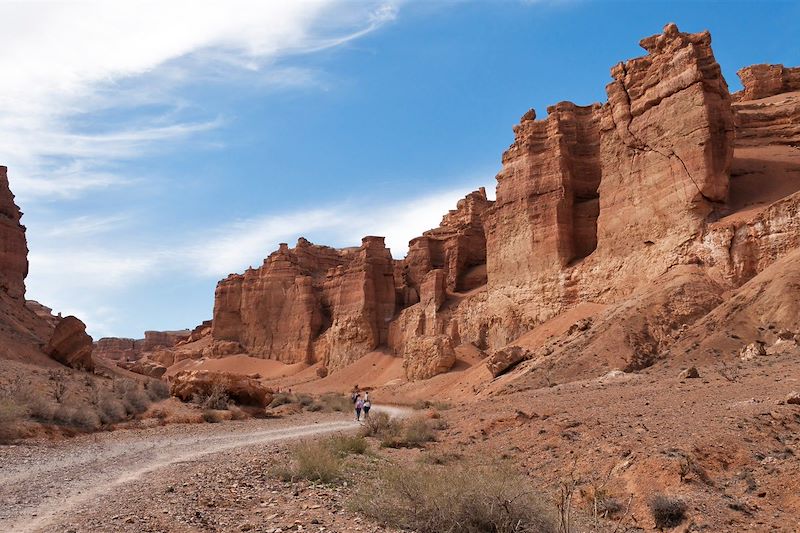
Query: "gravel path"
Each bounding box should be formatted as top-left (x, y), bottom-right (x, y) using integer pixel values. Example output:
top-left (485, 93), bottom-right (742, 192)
top-left (0, 406), bottom-right (409, 533)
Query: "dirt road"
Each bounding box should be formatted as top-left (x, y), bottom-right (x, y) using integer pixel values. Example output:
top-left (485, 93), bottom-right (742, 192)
top-left (0, 406), bottom-right (408, 533)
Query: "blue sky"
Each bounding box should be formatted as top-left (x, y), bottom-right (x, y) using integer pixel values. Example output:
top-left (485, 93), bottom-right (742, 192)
top-left (2, 1), bottom-right (798, 339)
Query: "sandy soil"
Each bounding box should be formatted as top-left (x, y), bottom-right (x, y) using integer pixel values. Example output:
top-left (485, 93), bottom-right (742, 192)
top-left (0, 406), bottom-right (409, 533)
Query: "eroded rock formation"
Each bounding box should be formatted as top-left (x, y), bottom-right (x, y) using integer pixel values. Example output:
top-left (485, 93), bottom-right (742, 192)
top-left (157, 24), bottom-right (800, 385)
top-left (46, 316), bottom-right (95, 371)
top-left (170, 370), bottom-right (273, 407)
top-left (0, 166), bottom-right (28, 301)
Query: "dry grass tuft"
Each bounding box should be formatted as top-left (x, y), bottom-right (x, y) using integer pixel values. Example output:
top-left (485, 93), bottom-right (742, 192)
top-left (352, 461), bottom-right (557, 533)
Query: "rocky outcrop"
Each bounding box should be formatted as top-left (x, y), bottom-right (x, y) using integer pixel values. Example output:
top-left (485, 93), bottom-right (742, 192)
top-left (486, 346), bottom-right (529, 377)
top-left (397, 189), bottom-right (492, 305)
top-left (0, 166), bottom-right (28, 301)
top-left (402, 334), bottom-right (456, 381)
top-left (484, 102), bottom-right (601, 286)
top-left (596, 23), bottom-right (734, 263)
top-left (170, 370), bottom-right (273, 407)
top-left (94, 329), bottom-right (191, 361)
top-left (177, 24), bottom-right (800, 385)
top-left (319, 236), bottom-right (396, 370)
top-left (734, 64), bottom-right (800, 102)
top-left (212, 236), bottom-right (394, 369)
top-left (94, 337), bottom-right (138, 361)
top-left (45, 316), bottom-right (94, 371)
top-left (119, 356), bottom-right (167, 378)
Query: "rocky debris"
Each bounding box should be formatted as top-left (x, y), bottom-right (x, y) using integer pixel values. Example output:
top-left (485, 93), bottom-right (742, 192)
top-left (786, 392), bottom-right (800, 405)
top-left (179, 320), bottom-right (213, 345)
top-left (402, 335), bottom-right (456, 380)
top-left (486, 346), bottom-right (529, 377)
top-left (170, 370), bottom-right (273, 407)
top-left (119, 357), bottom-right (167, 379)
top-left (734, 64), bottom-right (800, 101)
top-left (740, 342), bottom-right (767, 361)
top-left (0, 166), bottom-right (28, 301)
top-left (45, 316), bottom-right (95, 371)
top-left (679, 367), bottom-right (700, 379)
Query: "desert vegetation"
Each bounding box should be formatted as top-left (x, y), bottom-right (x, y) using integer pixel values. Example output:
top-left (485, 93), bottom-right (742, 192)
top-left (0, 367), bottom-right (173, 441)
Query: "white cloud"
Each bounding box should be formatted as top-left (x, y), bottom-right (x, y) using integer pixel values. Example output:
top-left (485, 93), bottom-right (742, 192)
top-left (0, 0), bottom-right (398, 202)
top-left (25, 181), bottom-right (495, 336)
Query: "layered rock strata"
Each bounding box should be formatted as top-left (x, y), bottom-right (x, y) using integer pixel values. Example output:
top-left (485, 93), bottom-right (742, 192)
top-left (0, 166), bottom-right (28, 301)
top-left (182, 24), bottom-right (800, 384)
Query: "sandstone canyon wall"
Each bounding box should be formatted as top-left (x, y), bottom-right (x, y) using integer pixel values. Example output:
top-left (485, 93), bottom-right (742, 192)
top-left (0, 166), bottom-right (94, 369)
top-left (142, 24), bottom-right (800, 384)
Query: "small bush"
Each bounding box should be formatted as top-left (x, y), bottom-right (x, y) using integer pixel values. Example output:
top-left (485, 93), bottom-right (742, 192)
top-left (306, 402), bottom-right (324, 412)
top-left (123, 386), bottom-right (151, 415)
top-left (296, 393), bottom-right (314, 407)
top-left (98, 393), bottom-right (127, 424)
top-left (71, 406), bottom-right (101, 430)
top-left (202, 409), bottom-right (225, 423)
top-left (328, 434), bottom-right (368, 456)
top-left (318, 392), bottom-right (351, 412)
top-left (227, 404), bottom-right (249, 420)
top-left (145, 379), bottom-right (170, 401)
top-left (413, 400), bottom-right (452, 411)
top-left (193, 383), bottom-right (229, 410)
top-left (352, 462), bottom-right (556, 533)
top-left (649, 494), bottom-right (687, 529)
top-left (382, 417), bottom-right (435, 449)
top-left (0, 398), bottom-right (26, 442)
top-left (268, 392), bottom-right (293, 408)
top-left (293, 440), bottom-right (342, 483)
top-left (360, 411), bottom-right (399, 438)
top-left (419, 451), bottom-right (463, 465)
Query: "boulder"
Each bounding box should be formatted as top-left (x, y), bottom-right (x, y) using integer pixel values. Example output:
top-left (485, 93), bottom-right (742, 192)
top-left (403, 335), bottom-right (456, 381)
top-left (170, 370), bottom-right (273, 407)
top-left (786, 392), bottom-right (800, 405)
top-left (679, 367), bottom-right (700, 379)
top-left (46, 316), bottom-right (94, 371)
top-left (740, 342), bottom-right (767, 361)
top-left (486, 346), bottom-right (529, 377)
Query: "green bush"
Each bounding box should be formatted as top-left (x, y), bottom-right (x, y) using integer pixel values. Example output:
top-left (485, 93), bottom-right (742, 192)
top-left (352, 462), bottom-right (556, 533)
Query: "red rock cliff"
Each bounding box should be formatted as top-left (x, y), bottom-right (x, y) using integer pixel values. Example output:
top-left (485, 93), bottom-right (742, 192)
top-left (0, 166), bottom-right (29, 301)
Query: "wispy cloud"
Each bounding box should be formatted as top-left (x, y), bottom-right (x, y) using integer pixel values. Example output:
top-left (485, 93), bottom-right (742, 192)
top-left (0, 1), bottom-right (398, 203)
top-left (25, 181), bottom-right (494, 336)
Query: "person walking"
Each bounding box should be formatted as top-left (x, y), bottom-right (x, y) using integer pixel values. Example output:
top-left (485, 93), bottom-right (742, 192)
top-left (355, 395), bottom-right (364, 422)
top-left (362, 393), bottom-right (371, 420)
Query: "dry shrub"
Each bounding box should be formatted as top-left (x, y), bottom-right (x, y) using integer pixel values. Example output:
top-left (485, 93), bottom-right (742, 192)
top-left (193, 383), bottom-right (229, 410)
top-left (145, 379), bottom-right (170, 401)
top-left (413, 399), bottom-right (452, 411)
top-left (98, 393), bottom-right (127, 424)
top-left (381, 417), bottom-right (435, 449)
top-left (296, 393), bottom-right (314, 407)
top-left (359, 411), bottom-right (399, 438)
top-left (328, 434), bottom-right (368, 456)
top-left (227, 404), bottom-right (248, 420)
top-left (0, 398), bottom-right (26, 442)
top-left (419, 451), bottom-right (463, 465)
top-left (293, 440), bottom-right (342, 483)
top-left (318, 392), bottom-right (351, 412)
top-left (202, 409), bottom-right (225, 423)
top-left (123, 386), bottom-right (151, 414)
top-left (649, 494), bottom-right (687, 528)
top-left (268, 392), bottom-right (293, 408)
top-left (352, 462), bottom-right (557, 533)
top-left (70, 406), bottom-right (101, 430)
top-left (306, 402), bottom-right (324, 412)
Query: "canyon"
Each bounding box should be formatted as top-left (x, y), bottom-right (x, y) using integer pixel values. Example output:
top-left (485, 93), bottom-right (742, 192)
top-left (107, 24), bottom-right (800, 389)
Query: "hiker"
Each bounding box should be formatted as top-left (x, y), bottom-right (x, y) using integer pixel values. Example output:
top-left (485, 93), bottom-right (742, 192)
top-left (350, 389), bottom-right (359, 404)
top-left (362, 393), bottom-right (371, 420)
top-left (355, 395), bottom-right (364, 422)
